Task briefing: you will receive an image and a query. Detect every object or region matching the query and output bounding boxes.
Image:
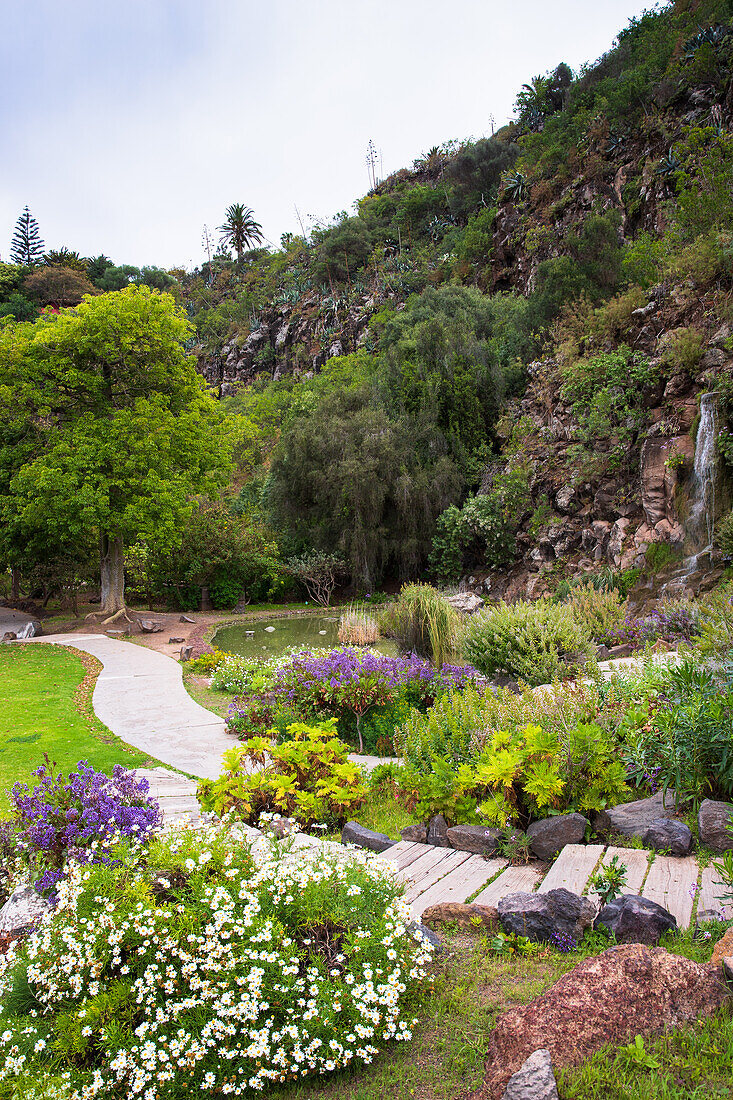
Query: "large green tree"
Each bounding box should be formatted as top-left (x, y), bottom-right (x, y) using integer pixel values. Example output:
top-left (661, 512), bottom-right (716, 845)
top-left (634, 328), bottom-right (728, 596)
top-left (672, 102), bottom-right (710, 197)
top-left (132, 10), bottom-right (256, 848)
top-left (0, 286), bottom-right (231, 615)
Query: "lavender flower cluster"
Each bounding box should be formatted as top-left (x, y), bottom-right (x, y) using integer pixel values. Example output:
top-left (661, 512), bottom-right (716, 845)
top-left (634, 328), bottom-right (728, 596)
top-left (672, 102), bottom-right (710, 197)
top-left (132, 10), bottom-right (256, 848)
top-left (226, 647), bottom-right (485, 740)
top-left (10, 760), bottom-right (162, 896)
top-left (606, 605), bottom-right (699, 648)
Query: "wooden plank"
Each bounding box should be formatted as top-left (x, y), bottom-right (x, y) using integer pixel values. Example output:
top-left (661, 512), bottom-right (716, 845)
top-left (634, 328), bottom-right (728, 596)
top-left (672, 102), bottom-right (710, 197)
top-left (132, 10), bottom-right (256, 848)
top-left (410, 857), bottom-right (507, 914)
top-left (396, 846), bottom-right (465, 882)
top-left (699, 863), bottom-right (733, 920)
top-left (642, 855), bottom-right (698, 928)
top-left (537, 845), bottom-right (605, 895)
top-left (596, 847), bottom-right (651, 896)
top-left (472, 865), bottom-right (543, 906)
top-left (402, 850), bottom-right (473, 902)
top-left (379, 842), bottom-right (428, 871)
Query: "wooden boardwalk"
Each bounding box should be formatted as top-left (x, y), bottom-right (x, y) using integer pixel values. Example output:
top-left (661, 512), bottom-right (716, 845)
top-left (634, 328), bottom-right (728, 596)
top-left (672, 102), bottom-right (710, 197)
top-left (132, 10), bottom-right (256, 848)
top-left (377, 840), bottom-right (733, 927)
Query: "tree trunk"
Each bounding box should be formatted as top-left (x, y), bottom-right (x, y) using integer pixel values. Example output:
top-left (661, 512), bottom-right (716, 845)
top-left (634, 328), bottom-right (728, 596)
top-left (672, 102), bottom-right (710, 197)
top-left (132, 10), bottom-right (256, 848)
top-left (100, 534), bottom-right (125, 614)
top-left (10, 569), bottom-right (20, 601)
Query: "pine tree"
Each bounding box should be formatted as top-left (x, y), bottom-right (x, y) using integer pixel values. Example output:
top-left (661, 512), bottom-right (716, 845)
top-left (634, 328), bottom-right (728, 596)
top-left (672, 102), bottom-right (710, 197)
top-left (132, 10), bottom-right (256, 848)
top-left (10, 206), bottom-right (44, 265)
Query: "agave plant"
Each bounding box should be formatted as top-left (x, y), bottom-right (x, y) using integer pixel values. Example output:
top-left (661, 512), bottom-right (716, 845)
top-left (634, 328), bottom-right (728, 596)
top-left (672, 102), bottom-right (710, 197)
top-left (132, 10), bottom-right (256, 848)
top-left (655, 147), bottom-right (681, 179)
top-left (605, 132), bottom-right (625, 157)
top-left (503, 171), bottom-right (529, 203)
top-left (684, 23), bottom-right (727, 60)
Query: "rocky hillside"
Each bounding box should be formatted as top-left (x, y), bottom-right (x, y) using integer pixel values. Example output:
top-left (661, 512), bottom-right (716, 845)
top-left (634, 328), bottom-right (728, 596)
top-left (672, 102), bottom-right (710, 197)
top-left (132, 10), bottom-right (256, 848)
top-left (187, 0), bottom-right (733, 599)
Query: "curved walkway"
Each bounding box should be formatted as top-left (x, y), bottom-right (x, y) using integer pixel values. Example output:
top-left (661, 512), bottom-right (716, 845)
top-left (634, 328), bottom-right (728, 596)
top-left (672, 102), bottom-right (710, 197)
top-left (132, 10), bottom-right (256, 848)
top-left (25, 635), bottom-right (231, 779)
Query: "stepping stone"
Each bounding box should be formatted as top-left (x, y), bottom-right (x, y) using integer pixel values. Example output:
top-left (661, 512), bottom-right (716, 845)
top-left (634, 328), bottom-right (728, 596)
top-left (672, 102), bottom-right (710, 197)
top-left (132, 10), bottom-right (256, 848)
top-left (537, 845), bottom-right (605, 895)
top-left (472, 865), bottom-right (544, 907)
top-left (641, 854), bottom-right (698, 928)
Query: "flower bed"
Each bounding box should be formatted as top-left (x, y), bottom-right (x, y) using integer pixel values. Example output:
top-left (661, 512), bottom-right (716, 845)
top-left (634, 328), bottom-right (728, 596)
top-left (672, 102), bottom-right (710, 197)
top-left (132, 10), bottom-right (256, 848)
top-left (0, 827), bottom-right (431, 1098)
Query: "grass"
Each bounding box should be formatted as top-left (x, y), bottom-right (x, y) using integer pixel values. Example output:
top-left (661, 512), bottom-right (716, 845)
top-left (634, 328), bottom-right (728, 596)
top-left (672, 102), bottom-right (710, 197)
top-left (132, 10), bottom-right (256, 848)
top-left (0, 643), bottom-right (158, 812)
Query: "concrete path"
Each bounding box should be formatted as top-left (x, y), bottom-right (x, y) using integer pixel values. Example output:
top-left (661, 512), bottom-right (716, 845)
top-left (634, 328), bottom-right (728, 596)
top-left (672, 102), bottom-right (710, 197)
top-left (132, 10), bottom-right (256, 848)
top-left (24, 634), bottom-right (232, 780)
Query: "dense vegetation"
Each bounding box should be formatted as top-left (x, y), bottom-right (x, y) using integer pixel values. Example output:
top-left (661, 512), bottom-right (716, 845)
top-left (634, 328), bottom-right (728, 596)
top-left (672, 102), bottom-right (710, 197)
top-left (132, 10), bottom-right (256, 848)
top-left (1, 0), bottom-right (732, 609)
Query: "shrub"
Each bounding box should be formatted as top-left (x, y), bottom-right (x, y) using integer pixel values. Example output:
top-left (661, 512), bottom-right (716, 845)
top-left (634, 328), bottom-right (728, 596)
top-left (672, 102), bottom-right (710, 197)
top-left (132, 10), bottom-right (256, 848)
top-left (404, 719), bottom-right (629, 828)
top-left (385, 583), bottom-right (459, 666)
top-left (197, 719), bottom-right (366, 827)
top-left (338, 605), bottom-right (379, 646)
top-left (621, 660), bottom-right (733, 808)
top-left (461, 599), bottom-right (594, 686)
top-left (660, 327), bottom-right (705, 374)
top-left (0, 828), bottom-right (431, 1096)
top-left (285, 550), bottom-right (347, 607)
top-left (696, 583), bottom-right (733, 657)
top-left (607, 601), bottom-right (700, 648)
top-left (714, 509), bottom-right (733, 557)
top-left (210, 653), bottom-right (273, 694)
top-left (8, 758), bottom-right (162, 897)
top-left (567, 583), bottom-right (628, 646)
top-left (185, 648), bottom-right (229, 675)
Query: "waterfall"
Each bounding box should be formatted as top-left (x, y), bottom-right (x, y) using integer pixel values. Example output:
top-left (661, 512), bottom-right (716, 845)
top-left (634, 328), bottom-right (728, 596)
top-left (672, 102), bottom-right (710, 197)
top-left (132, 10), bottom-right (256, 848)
top-left (660, 392), bottom-right (718, 594)
top-left (686, 392), bottom-right (718, 555)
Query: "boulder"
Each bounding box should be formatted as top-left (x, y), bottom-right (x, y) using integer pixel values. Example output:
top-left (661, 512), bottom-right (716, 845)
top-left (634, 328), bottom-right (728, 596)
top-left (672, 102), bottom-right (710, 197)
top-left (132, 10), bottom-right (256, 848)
top-left (422, 902), bottom-right (498, 931)
top-left (711, 927), bottom-right (733, 966)
top-left (447, 824), bottom-right (502, 855)
top-left (262, 815), bottom-right (299, 840)
top-left (698, 800), bottom-right (733, 852)
top-left (15, 620), bottom-right (42, 640)
top-left (501, 1049), bottom-right (559, 1100)
top-left (168, 636), bottom-right (185, 645)
top-left (526, 814), bottom-right (589, 860)
top-left (0, 885), bottom-right (51, 937)
top-left (642, 818), bottom-right (694, 856)
top-left (498, 888), bottom-right (596, 947)
top-left (401, 823), bottom-right (428, 844)
top-left (427, 814), bottom-right (451, 847)
top-left (555, 485), bottom-right (577, 514)
top-left (341, 821), bottom-right (394, 853)
top-left (593, 790), bottom-right (677, 840)
top-left (469, 944), bottom-right (728, 1100)
top-left (445, 592), bottom-right (484, 614)
top-left (596, 895), bottom-right (677, 944)
top-left (1, 632), bottom-right (17, 642)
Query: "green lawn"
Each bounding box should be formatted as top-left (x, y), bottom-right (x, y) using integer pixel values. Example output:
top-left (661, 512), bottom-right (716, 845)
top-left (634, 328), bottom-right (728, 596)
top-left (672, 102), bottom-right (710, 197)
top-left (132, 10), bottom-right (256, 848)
top-left (0, 643), bottom-right (157, 811)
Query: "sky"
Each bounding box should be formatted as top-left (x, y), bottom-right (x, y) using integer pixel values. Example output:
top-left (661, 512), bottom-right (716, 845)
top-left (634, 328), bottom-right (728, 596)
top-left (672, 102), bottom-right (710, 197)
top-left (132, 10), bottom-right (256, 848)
top-left (2, 0), bottom-right (660, 271)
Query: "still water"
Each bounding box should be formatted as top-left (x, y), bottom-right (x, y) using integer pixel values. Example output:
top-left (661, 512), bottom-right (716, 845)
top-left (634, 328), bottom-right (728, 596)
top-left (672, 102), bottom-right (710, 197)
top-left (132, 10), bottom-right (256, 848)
top-left (212, 612), bottom-right (397, 658)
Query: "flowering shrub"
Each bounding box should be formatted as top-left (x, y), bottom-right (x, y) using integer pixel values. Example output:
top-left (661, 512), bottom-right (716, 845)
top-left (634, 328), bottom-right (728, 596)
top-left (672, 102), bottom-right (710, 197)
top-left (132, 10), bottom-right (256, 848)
top-left (185, 648), bottom-right (229, 675)
top-left (0, 827), bottom-right (431, 1098)
top-left (198, 719), bottom-right (367, 827)
top-left (8, 758), bottom-right (162, 897)
top-left (607, 602), bottom-right (699, 649)
top-left (225, 647), bottom-right (484, 752)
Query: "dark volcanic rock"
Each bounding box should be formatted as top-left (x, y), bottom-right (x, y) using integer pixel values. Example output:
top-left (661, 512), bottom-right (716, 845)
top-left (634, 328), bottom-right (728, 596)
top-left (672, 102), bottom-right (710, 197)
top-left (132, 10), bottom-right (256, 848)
top-left (447, 824), bottom-right (502, 854)
top-left (469, 944), bottom-right (728, 1099)
top-left (341, 821), bottom-right (394, 853)
top-left (401, 823), bottom-right (428, 844)
top-left (526, 814), bottom-right (589, 860)
top-left (593, 790), bottom-right (676, 839)
top-left (422, 902), bottom-right (498, 930)
top-left (498, 888), bottom-right (596, 946)
top-left (698, 799), bottom-right (733, 852)
top-left (427, 813), bottom-right (451, 847)
top-left (642, 817), bottom-right (694, 856)
top-left (596, 894), bottom-right (677, 944)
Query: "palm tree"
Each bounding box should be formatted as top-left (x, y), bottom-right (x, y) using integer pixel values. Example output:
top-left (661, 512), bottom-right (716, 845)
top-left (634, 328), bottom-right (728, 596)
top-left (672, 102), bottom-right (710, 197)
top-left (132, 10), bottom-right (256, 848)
top-left (218, 204), bottom-right (264, 268)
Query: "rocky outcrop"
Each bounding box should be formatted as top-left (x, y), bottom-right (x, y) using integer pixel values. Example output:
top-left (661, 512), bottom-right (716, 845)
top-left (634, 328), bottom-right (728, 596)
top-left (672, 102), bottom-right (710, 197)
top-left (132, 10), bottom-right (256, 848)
top-left (470, 944), bottom-right (729, 1099)
top-left (0, 885), bottom-right (50, 938)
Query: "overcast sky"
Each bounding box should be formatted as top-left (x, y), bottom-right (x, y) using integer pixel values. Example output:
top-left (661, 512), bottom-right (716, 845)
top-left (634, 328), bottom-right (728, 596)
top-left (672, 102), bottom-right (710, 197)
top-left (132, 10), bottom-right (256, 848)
top-left (2, 0), bottom-right (659, 270)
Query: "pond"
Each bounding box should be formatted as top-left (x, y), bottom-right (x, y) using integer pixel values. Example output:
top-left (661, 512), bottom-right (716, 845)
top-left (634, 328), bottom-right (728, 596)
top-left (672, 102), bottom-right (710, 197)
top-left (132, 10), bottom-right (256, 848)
top-left (212, 612), bottom-right (398, 658)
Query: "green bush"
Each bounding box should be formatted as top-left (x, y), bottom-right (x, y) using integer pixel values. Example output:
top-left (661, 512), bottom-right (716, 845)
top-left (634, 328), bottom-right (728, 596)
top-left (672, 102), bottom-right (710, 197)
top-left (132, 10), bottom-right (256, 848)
top-left (402, 719), bottom-right (628, 827)
top-left (197, 719), bottom-right (366, 828)
top-left (185, 648), bottom-right (229, 675)
top-left (461, 599), bottom-right (594, 686)
top-left (567, 583), bottom-right (628, 646)
top-left (0, 827), bottom-right (431, 1096)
